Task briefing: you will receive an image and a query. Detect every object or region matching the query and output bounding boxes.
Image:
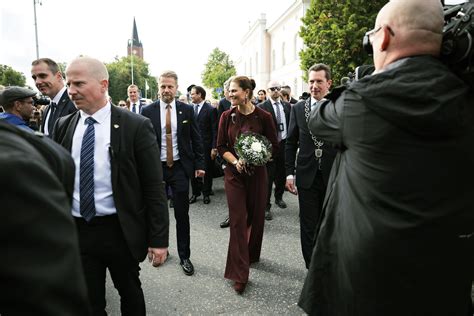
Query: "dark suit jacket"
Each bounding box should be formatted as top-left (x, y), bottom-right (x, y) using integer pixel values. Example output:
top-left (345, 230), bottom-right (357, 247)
top-left (141, 100), bottom-right (205, 178)
top-left (217, 97), bottom-right (231, 123)
top-left (258, 99), bottom-right (291, 138)
top-left (0, 120), bottom-right (91, 315)
top-left (52, 105), bottom-right (169, 262)
top-left (196, 102), bottom-right (218, 149)
top-left (41, 89), bottom-right (77, 135)
top-left (285, 99), bottom-right (336, 189)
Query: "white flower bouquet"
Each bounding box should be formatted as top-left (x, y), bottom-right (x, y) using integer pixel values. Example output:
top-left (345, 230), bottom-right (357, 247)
top-left (234, 131), bottom-right (272, 166)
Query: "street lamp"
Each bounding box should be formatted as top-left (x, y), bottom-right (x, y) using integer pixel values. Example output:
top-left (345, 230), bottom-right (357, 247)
top-left (33, 0), bottom-right (42, 59)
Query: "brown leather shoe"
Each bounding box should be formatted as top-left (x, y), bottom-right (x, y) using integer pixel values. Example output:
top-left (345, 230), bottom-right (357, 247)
top-left (233, 281), bottom-right (247, 294)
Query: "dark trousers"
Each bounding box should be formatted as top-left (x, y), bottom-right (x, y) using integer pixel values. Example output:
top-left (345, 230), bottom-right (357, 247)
top-left (162, 160), bottom-right (191, 260)
top-left (75, 215), bottom-right (145, 316)
top-left (298, 171), bottom-right (326, 269)
top-left (190, 146), bottom-right (213, 196)
top-left (266, 139), bottom-right (286, 208)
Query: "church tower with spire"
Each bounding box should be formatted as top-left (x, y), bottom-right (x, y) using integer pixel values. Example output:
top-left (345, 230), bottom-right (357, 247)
top-left (128, 17), bottom-right (143, 59)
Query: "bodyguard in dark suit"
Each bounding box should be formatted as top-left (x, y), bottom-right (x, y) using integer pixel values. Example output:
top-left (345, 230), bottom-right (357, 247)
top-left (0, 120), bottom-right (91, 316)
top-left (53, 57), bottom-right (169, 315)
top-left (31, 58), bottom-right (77, 136)
top-left (142, 70), bottom-right (205, 276)
top-left (258, 80), bottom-right (291, 220)
top-left (189, 85), bottom-right (218, 204)
top-left (285, 64), bottom-right (336, 269)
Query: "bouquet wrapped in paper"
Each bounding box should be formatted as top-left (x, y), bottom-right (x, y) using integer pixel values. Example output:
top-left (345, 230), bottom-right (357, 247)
top-left (234, 131), bottom-right (272, 166)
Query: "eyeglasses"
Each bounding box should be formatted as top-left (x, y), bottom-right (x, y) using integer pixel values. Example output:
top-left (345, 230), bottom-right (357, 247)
top-left (362, 25), bottom-right (395, 55)
top-left (269, 87), bottom-right (281, 92)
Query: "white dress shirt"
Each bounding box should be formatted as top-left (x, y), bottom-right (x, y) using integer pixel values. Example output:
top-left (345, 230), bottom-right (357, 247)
top-left (159, 99), bottom-right (180, 161)
top-left (43, 86), bottom-right (67, 136)
top-left (130, 101), bottom-right (141, 114)
top-left (270, 97), bottom-right (287, 140)
top-left (194, 100), bottom-right (205, 116)
top-left (71, 103), bottom-right (117, 217)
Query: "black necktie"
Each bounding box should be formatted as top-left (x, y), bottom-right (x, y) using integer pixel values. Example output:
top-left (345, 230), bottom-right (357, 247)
top-left (47, 102), bottom-right (57, 134)
top-left (194, 104), bottom-right (199, 118)
top-left (132, 103), bottom-right (137, 113)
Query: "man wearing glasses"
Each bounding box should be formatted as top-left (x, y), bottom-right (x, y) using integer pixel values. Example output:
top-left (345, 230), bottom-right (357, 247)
top-left (299, 0), bottom-right (474, 315)
top-left (0, 87), bottom-right (37, 131)
top-left (258, 80), bottom-right (290, 220)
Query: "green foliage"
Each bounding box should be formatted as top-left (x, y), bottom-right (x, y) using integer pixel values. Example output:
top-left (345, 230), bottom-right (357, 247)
top-left (106, 56), bottom-right (157, 103)
top-left (299, 0), bottom-right (388, 84)
top-left (202, 48), bottom-right (236, 99)
top-left (0, 64), bottom-right (26, 87)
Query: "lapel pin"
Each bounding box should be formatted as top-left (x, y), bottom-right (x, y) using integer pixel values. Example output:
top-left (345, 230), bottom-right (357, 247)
top-left (179, 111), bottom-right (182, 114)
top-left (114, 124), bottom-right (119, 129)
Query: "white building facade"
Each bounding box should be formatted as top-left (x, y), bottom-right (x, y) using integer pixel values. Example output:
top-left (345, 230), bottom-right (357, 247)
top-left (236, 0), bottom-right (311, 98)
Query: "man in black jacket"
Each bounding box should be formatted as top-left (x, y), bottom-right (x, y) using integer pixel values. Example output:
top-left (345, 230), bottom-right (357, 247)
top-left (285, 64), bottom-right (336, 269)
top-left (188, 85), bottom-right (217, 204)
top-left (299, 1), bottom-right (474, 315)
top-left (53, 56), bottom-right (169, 315)
top-left (258, 80), bottom-right (290, 220)
top-left (31, 58), bottom-right (77, 136)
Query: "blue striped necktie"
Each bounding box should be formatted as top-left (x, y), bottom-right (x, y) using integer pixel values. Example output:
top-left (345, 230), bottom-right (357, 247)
top-left (80, 117), bottom-right (97, 221)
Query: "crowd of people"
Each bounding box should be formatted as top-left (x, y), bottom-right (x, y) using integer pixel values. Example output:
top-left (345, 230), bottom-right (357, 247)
top-left (1, 0), bottom-right (473, 315)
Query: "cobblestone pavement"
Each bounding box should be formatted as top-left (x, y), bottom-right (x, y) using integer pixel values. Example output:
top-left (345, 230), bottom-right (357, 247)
top-left (105, 177), bottom-right (307, 315)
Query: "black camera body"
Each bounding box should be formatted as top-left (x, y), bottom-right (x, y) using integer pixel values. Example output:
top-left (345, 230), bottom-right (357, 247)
top-left (33, 96), bottom-right (50, 107)
top-left (441, 0), bottom-right (474, 86)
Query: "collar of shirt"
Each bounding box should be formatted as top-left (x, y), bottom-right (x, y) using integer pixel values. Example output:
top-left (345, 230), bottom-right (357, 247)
top-left (52, 86), bottom-right (67, 104)
top-left (162, 99), bottom-right (176, 110)
top-left (79, 102), bottom-right (111, 125)
top-left (269, 97), bottom-right (280, 104)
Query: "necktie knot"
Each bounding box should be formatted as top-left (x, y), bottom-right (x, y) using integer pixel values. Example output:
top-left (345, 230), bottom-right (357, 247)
top-left (166, 104), bottom-right (171, 110)
top-left (85, 117), bottom-right (97, 125)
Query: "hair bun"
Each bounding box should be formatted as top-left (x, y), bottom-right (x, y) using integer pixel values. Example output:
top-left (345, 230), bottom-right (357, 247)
top-left (250, 78), bottom-right (256, 90)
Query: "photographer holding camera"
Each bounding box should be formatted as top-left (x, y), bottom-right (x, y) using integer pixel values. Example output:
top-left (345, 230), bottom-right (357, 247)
top-left (299, 1), bottom-right (474, 315)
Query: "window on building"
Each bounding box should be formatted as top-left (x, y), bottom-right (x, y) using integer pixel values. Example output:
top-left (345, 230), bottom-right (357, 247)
top-left (294, 34), bottom-right (298, 60)
top-left (282, 42), bottom-right (286, 66)
top-left (255, 52), bottom-right (259, 74)
top-left (272, 49), bottom-right (276, 71)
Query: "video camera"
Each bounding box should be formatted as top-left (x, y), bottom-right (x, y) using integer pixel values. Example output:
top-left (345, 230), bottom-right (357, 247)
top-left (441, 0), bottom-right (474, 86)
top-left (33, 96), bottom-right (50, 107)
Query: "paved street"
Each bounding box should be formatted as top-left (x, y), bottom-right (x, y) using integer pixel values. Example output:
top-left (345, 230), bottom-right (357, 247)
top-left (105, 177), bottom-right (307, 315)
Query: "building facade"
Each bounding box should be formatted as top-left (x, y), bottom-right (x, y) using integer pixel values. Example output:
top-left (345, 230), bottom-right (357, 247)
top-left (235, 0), bottom-right (311, 98)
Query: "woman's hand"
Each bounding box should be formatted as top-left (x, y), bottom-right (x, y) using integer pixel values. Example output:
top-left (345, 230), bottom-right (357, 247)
top-left (236, 159), bottom-right (246, 174)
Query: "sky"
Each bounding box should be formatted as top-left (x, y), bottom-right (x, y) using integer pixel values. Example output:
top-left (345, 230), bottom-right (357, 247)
top-left (1, 0), bottom-right (291, 94)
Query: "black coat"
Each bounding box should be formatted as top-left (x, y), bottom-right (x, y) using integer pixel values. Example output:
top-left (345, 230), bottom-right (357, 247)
top-left (41, 89), bottom-right (77, 135)
top-left (196, 102), bottom-right (218, 149)
top-left (53, 105), bottom-right (169, 262)
top-left (258, 99), bottom-right (291, 135)
top-left (299, 55), bottom-right (474, 316)
top-left (0, 121), bottom-right (91, 315)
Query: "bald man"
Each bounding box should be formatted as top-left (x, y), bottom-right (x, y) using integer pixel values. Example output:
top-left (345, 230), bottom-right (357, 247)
top-left (300, 1), bottom-right (474, 315)
top-left (52, 56), bottom-right (169, 315)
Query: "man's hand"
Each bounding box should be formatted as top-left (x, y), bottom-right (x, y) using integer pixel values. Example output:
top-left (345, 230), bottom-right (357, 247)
top-left (195, 170), bottom-right (205, 178)
top-left (285, 179), bottom-right (297, 195)
top-left (210, 148), bottom-right (218, 160)
top-left (148, 247), bottom-right (168, 267)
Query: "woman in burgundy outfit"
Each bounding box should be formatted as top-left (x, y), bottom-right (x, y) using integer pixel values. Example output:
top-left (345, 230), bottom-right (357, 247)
top-left (217, 76), bottom-right (279, 294)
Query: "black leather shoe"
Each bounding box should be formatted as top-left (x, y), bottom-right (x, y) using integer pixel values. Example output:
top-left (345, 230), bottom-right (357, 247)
top-left (203, 196), bottom-right (210, 204)
top-left (180, 259), bottom-right (194, 276)
top-left (189, 195), bottom-right (198, 204)
top-left (275, 199), bottom-right (287, 209)
top-left (265, 210), bottom-right (273, 220)
top-left (220, 216), bottom-right (230, 228)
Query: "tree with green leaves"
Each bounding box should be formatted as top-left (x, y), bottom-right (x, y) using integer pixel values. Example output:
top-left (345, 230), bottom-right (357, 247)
top-left (0, 65), bottom-right (26, 87)
top-left (202, 48), bottom-right (236, 99)
top-left (300, 0), bottom-right (388, 84)
top-left (106, 56), bottom-right (157, 103)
